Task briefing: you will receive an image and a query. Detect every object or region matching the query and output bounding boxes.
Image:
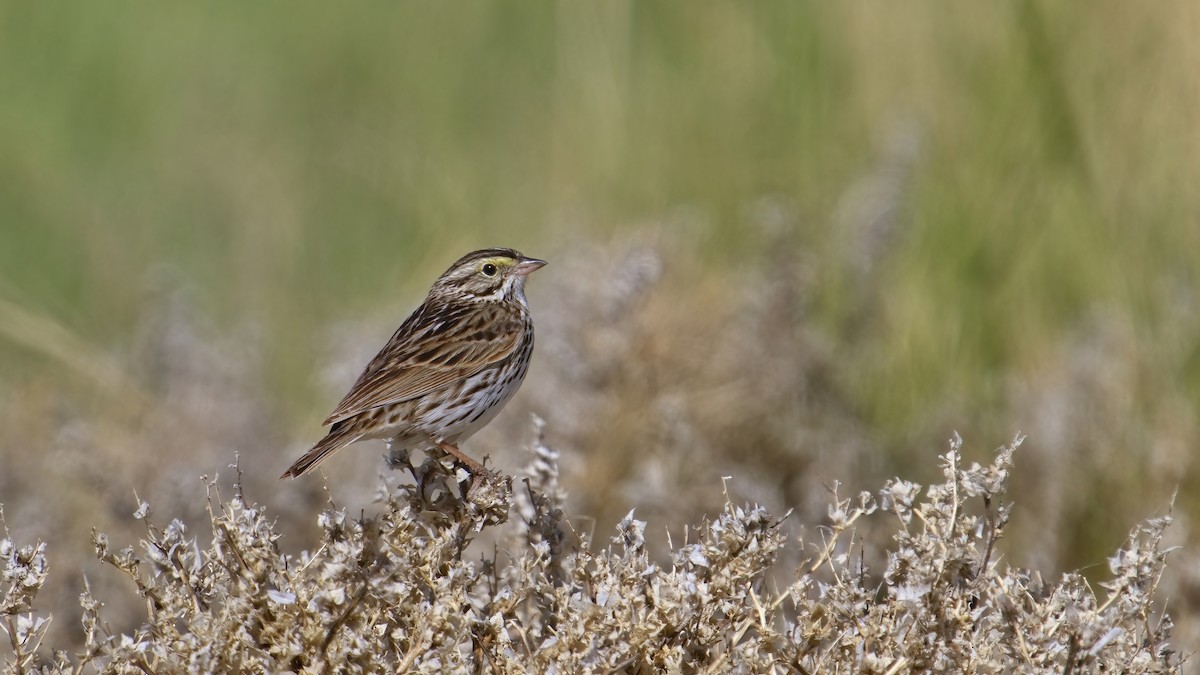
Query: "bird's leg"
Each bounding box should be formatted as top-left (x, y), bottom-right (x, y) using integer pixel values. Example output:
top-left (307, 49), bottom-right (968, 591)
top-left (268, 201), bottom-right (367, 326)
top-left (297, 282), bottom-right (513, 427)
top-left (432, 438), bottom-right (494, 497)
top-left (434, 440), bottom-right (485, 474)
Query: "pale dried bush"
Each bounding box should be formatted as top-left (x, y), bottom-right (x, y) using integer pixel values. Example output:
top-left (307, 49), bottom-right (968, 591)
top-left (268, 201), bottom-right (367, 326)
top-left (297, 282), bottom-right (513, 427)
top-left (6, 118), bottom-right (1196, 655)
top-left (1, 431), bottom-right (1183, 673)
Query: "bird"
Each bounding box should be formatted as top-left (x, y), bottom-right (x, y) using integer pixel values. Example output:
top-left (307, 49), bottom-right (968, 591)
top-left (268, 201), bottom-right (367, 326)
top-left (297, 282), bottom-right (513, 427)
top-left (281, 248), bottom-right (546, 479)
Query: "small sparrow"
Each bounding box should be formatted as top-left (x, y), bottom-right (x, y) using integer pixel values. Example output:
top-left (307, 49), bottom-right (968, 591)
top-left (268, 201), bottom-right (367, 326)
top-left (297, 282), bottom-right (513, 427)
top-left (281, 248), bottom-right (545, 479)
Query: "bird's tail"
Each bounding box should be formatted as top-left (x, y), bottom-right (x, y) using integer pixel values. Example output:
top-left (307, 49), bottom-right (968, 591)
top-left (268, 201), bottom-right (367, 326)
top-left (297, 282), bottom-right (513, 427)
top-left (280, 422), bottom-right (361, 479)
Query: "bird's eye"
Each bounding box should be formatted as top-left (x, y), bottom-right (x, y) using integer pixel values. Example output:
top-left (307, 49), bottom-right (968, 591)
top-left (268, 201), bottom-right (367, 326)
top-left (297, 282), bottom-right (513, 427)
top-left (481, 263), bottom-right (498, 277)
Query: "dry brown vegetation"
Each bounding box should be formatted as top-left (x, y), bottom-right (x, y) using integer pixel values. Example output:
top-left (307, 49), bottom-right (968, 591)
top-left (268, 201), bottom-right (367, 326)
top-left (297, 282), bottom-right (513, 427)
top-left (0, 227), bottom-right (1195, 672)
top-left (2, 429), bottom-right (1183, 672)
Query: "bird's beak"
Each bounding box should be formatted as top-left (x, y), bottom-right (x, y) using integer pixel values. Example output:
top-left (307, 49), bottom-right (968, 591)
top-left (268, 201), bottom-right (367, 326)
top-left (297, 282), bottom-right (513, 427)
top-left (514, 257), bottom-right (547, 277)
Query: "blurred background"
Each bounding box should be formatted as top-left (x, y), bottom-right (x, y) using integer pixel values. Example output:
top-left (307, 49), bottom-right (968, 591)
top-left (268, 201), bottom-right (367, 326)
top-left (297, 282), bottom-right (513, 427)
top-left (2, 1), bottom-right (1198, 653)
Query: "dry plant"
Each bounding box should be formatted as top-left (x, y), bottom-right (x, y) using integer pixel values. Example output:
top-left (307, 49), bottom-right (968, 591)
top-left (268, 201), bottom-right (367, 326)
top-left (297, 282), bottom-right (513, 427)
top-left (4, 160), bottom-right (1198, 657)
top-left (1, 429), bottom-right (1183, 673)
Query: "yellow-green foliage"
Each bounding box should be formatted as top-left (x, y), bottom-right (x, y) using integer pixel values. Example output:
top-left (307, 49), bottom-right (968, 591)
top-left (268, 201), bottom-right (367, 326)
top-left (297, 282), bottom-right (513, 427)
top-left (1, 432), bottom-right (1181, 672)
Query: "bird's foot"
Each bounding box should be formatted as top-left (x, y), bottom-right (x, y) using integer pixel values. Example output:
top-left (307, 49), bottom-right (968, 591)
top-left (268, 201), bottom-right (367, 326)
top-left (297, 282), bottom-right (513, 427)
top-left (434, 441), bottom-right (485, 474)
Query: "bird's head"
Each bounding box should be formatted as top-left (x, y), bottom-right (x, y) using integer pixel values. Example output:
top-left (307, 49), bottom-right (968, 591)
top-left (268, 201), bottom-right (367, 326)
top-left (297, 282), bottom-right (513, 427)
top-left (431, 248), bottom-right (546, 305)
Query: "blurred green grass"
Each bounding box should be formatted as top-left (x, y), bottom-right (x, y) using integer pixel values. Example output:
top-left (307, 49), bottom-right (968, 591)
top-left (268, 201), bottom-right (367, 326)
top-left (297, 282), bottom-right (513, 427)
top-left (0, 2), bottom-right (865, 416)
top-left (1, 0), bottom-right (1197, 576)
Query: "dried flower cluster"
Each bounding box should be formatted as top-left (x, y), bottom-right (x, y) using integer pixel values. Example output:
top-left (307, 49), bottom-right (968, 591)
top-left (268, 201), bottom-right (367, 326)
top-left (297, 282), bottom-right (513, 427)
top-left (0, 430), bottom-right (1182, 673)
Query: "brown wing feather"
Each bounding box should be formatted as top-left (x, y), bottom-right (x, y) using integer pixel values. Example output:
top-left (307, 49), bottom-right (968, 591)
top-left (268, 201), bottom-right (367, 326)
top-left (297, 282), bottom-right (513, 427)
top-left (323, 299), bottom-right (524, 426)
